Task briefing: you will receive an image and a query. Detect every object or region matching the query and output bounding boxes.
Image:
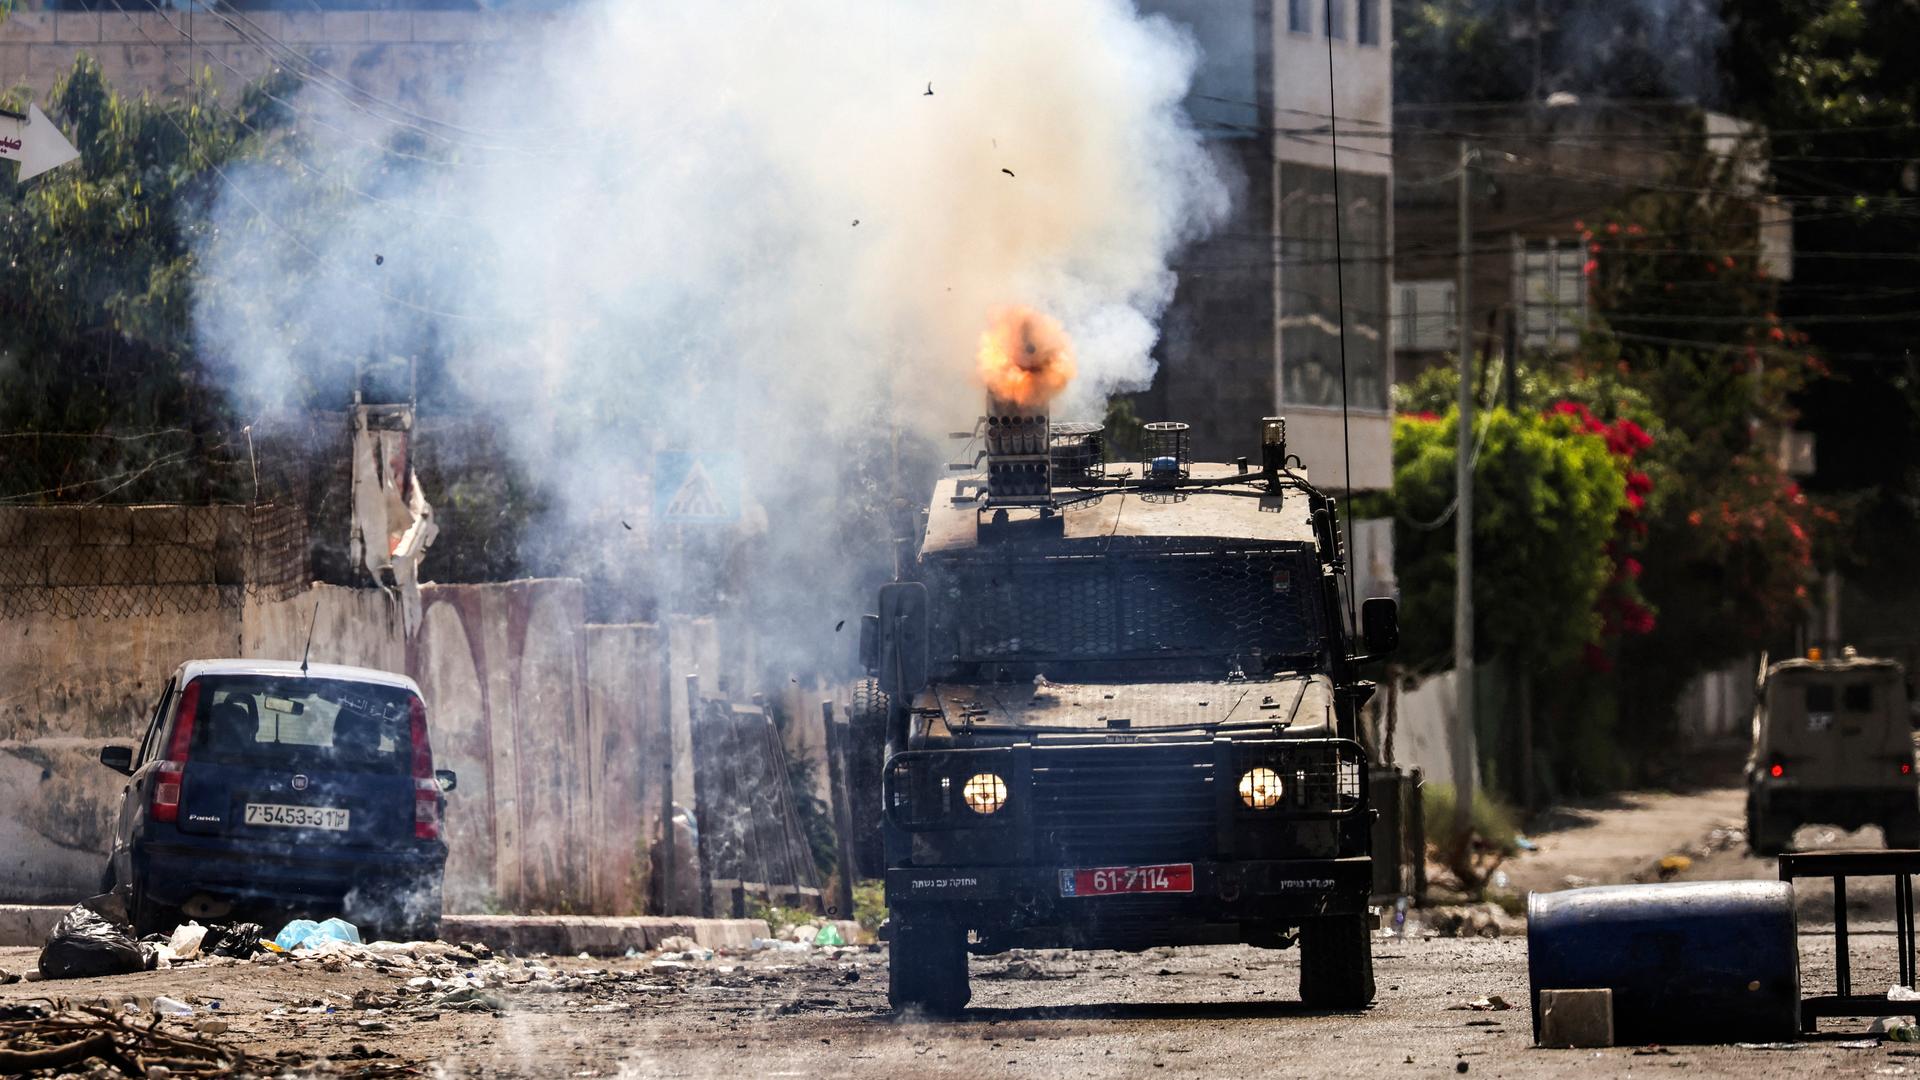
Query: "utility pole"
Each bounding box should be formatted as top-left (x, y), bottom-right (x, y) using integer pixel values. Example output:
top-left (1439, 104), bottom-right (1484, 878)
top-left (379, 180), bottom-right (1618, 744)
top-left (1453, 139), bottom-right (1477, 846)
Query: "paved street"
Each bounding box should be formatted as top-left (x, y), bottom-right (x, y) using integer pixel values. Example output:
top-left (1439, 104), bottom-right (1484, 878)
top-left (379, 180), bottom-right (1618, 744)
top-left (0, 905), bottom-right (1905, 1077)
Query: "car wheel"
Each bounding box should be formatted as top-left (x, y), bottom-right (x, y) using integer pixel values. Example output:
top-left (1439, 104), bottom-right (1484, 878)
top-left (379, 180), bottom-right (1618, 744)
top-left (128, 875), bottom-right (175, 937)
top-left (1747, 796), bottom-right (1789, 857)
top-left (1298, 913), bottom-right (1376, 1009)
top-left (848, 679), bottom-right (890, 877)
top-left (1885, 814), bottom-right (1920, 850)
top-left (888, 905), bottom-right (969, 1015)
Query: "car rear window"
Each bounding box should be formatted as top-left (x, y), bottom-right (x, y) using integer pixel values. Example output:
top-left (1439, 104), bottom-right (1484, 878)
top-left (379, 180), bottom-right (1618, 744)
top-left (187, 675), bottom-right (417, 772)
top-left (1844, 684), bottom-right (1875, 713)
top-left (1805, 684), bottom-right (1836, 713)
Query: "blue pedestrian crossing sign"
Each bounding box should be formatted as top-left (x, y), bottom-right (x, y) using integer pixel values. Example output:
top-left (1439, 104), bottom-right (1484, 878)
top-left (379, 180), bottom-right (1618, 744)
top-left (654, 451), bottom-right (742, 524)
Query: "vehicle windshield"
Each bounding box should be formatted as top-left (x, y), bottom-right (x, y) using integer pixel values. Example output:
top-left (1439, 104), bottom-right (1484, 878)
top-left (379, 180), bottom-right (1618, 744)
top-left (925, 542), bottom-right (1328, 678)
top-left (187, 675), bottom-right (417, 773)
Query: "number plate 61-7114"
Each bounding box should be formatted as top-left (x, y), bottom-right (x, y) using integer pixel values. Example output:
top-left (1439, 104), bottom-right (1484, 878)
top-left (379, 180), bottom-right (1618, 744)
top-left (1059, 863), bottom-right (1194, 897)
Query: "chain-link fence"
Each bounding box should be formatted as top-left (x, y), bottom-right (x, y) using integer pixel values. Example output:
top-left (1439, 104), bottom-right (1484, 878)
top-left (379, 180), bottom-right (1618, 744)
top-left (0, 421), bottom-right (340, 619)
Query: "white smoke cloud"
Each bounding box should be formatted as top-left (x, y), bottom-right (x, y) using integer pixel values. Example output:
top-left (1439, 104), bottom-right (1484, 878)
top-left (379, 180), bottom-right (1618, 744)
top-left (194, 0), bottom-right (1227, 660)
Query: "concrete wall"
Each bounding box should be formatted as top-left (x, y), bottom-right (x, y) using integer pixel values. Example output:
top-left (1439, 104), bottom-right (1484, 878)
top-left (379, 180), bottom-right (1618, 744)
top-left (1, 568), bottom-right (698, 916)
top-left (0, 8), bottom-right (553, 107)
top-left (0, 583), bottom-right (405, 903)
top-left (1675, 656), bottom-right (1759, 744)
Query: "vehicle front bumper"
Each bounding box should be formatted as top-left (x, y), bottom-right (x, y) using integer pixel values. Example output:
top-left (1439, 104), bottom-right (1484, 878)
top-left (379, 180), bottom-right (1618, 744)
top-left (887, 855), bottom-right (1372, 926)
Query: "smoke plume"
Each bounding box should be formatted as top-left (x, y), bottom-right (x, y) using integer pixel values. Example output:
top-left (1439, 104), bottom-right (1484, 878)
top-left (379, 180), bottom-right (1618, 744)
top-left (193, 1), bottom-right (1227, 665)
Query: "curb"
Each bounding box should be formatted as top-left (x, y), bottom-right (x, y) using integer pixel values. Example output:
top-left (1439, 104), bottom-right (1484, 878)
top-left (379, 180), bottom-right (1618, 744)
top-left (439, 915), bottom-right (772, 956)
top-left (0, 905), bottom-right (774, 955)
top-left (0, 905), bottom-right (66, 948)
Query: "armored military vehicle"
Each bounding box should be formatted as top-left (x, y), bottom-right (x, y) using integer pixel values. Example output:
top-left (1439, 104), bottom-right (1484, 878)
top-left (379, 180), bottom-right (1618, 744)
top-left (858, 411), bottom-right (1397, 1014)
top-left (1746, 649), bottom-right (1920, 855)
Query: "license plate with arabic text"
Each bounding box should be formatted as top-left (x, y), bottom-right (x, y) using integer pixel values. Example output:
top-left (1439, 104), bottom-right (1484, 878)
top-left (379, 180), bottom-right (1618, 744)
top-left (1059, 863), bottom-right (1194, 897)
top-left (244, 803), bottom-right (350, 831)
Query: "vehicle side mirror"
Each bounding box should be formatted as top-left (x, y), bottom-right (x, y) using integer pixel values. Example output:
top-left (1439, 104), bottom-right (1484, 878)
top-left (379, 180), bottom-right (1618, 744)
top-left (435, 769), bottom-right (458, 793)
top-left (876, 582), bottom-right (930, 698)
top-left (1361, 597), bottom-right (1399, 660)
top-left (99, 745), bottom-right (134, 775)
top-left (859, 613), bottom-right (880, 672)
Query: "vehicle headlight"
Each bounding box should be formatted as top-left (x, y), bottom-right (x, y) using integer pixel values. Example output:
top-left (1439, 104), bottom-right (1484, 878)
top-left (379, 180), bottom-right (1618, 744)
top-left (1239, 767), bottom-right (1284, 810)
top-left (961, 772), bottom-right (1008, 815)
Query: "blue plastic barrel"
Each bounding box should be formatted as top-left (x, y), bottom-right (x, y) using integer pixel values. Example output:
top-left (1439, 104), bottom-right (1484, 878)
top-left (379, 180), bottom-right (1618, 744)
top-left (1527, 881), bottom-right (1799, 1044)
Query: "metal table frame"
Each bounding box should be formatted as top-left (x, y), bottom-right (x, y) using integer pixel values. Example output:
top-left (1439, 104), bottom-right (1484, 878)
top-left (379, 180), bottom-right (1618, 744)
top-left (1778, 849), bottom-right (1920, 1032)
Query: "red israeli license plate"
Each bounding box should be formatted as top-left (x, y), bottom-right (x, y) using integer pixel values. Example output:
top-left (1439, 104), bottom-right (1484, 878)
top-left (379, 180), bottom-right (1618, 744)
top-left (1059, 863), bottom-right (1195, 897)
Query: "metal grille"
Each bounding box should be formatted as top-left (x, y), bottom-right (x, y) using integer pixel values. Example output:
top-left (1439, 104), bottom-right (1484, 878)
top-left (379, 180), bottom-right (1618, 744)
top-left (1030, 744), bottom-right (1217, 865)
top-left (1237, 740), bottom-right (1365, 816)
top-left (932, 546), bottom-right (1323, 663)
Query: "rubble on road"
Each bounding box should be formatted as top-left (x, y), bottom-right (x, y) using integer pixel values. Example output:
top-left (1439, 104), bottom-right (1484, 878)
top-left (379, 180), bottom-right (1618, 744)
top-left (0, 1002), bottom-right (249, 1076)
top-left (1410, 903), bottom-right (1520, 939)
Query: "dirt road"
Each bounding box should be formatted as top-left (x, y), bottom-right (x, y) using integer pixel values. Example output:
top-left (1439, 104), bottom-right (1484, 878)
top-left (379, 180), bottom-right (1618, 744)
top-left (0, 929), bottom-right (1903, 1078)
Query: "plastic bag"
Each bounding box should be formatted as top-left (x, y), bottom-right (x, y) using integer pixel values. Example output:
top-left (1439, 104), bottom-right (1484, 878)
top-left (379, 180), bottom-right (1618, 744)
top-left (37, 894), bottom-right (151, 980)
top-left (814, 923), bottom-right (845, 947)
top-left (166, 922), bottom-right (207, 962)
top-left (203, 921), bottom-right (268, 958)
top-left (273, 917), bottom-right (362, 952)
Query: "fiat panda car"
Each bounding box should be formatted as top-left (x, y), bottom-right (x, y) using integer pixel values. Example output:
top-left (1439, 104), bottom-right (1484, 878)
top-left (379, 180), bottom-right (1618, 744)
top-left (98, 659), bottom-right (455, 938)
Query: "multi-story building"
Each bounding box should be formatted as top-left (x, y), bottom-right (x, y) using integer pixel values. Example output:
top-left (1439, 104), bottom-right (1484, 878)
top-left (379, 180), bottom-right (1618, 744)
top-left (1392, 100), bottom-right (1793, 386)
top-left (1141, 0), bottom-right (1394, 496)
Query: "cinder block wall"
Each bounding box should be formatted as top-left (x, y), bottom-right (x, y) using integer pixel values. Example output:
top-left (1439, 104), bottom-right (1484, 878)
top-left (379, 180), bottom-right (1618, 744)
top-left (0, 7), bottom-right (552, 107)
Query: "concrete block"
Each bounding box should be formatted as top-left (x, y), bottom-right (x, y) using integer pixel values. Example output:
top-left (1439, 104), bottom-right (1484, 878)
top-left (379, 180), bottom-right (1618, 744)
top-left (2, 13), bottom-right (57, 45)
top-left (408, 12), bottom-right (471, 43)
top-left (1537, 988), bottom-right (1615, 1049)
top-left (367, 12), bottom-right (412, 43)
top-left (52, 12), bottom-right (102, 44)
top-left (279, 14), bottom-right (328, 45)
top-left (0, 905), bottom-right (70, 948)
top-left (27, 43), bottom-right (85, 84)
top-left (321, 12), bottom-right (369, 44)
top-left (0, 43), bottom-right (28, 85)
top-left (73, 506), bottom-right (133, 547)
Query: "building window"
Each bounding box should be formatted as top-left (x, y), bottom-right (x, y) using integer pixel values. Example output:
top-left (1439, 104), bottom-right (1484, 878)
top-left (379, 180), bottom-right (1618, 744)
top-left (1279, 166), bottom-right (1390, 413)
top-left (1393, 280), bottom-right (1456, 352)
top-left (1514, 238), bottom-right (1589, 350)
top-left (1356, 0), bottom-right (1380, 45)
top-left (1288, 0), bottom-right (1312, 34)
top-left (1324, 0), bottom-right (1345, 39)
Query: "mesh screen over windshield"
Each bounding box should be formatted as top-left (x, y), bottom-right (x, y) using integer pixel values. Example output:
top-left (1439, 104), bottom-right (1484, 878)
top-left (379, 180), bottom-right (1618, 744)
top-left (926, 544), bottom-right (1327, 664)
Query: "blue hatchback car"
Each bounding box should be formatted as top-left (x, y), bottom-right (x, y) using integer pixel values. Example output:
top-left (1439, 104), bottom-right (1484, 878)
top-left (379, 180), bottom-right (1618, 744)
top-left (98, 659), bottom-right (455, 939)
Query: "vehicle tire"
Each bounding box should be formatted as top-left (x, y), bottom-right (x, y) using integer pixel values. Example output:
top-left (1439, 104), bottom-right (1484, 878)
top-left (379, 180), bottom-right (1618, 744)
top-left (1885, 813), bottom-right (1920, 851)
top-left (848, 679), bottom-right (890, 877)
top-left (127, 875), bottom-right (174, 937)
top-left (1298, 913), bottom-right (1375, 1009)
top-left (888, 905), bottom-right (970, 1015)
top-left (1747, 797), bottom-right (1791, 857)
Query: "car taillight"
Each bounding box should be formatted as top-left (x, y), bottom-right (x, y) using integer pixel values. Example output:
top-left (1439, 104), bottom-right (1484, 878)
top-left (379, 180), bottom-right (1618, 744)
top-left (1902, 762), bottom-right (1914, 776)
top-left (410, 695), bottom-right (440, 841)
top-left (1769, 763), bottom-right (1785, 778)
top-left (151, 680), bottom-right (200, 824)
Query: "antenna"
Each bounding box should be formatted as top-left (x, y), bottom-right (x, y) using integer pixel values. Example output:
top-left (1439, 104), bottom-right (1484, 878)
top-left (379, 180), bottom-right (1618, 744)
top-left (300, 598), bottom-right (320, 677)
top-left (1324, 0), bottom-right (1358, 634)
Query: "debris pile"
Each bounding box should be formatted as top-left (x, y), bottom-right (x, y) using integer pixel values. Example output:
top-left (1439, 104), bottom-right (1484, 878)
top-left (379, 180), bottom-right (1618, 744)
top-left (0, 1003), bottom-right (249, 1077)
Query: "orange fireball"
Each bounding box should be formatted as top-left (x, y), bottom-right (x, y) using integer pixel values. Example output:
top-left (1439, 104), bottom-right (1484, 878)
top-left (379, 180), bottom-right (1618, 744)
top-left (976, 306), bottom-right (1076, 408)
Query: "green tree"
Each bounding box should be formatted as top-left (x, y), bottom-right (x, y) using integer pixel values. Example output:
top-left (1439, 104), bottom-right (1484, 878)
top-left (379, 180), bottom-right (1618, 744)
top-left (1390, 407), bottom-right (1623, 674)
top-left (0, 56), bottom-right (303, 501)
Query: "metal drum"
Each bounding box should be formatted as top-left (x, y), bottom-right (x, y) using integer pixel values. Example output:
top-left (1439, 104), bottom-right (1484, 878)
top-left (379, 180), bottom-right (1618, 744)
top-left (1527, 881), bottom-right (1800, 1044)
